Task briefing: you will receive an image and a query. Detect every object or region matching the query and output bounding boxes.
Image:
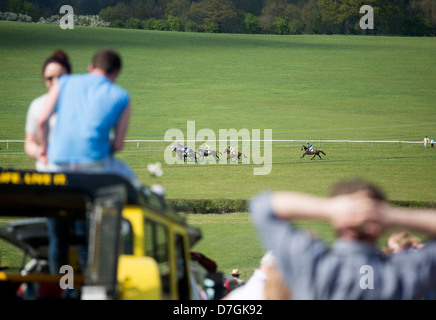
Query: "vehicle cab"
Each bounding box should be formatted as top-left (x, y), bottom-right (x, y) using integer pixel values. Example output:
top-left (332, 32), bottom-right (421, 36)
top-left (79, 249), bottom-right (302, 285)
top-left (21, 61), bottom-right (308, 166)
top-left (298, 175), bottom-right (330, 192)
top-left (0, 169), bottom-right (208, 300)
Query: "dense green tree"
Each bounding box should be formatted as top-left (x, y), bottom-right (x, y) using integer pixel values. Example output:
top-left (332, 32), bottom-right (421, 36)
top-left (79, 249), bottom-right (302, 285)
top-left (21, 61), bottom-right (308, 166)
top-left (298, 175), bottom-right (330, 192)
top-left (336, 0), bottom-right (367, 34)
top-left (167, 14), bottom-right (184, 30)
top-left (2, 0), bottom-right (435, 36)
top-left (99, 1), bottom-right (154, 22)
top-left (232, 0), bottom-right (264, 15)
top-left (407, 0), bottom-right (436, 35)
top-left (68, 0), bottom-right (106, 15)
top-left (151, 4), bottom-right (164, 19)
top-left (275, 16), bottom-right (290, 34)
top-left (260, 0), bottom-right (288, 33)
top-left (417, 0), bottom-right (436, 28)
top-left (284, 3), bottom-right (303, 33)
top-left (371, 0), bottom-right (404, 35)
top-left (187, 0), bottom-right (242, 33)
top-left (134, 0), bottom-right (154, 19)
top-left (317, 0), bottom-right (342, 33)
top-left (301, 0), bottom-right (323, 33)
top-left (241, 12), bottom-right (261, 33)
top-left (166, 0), bottom-right (190, 19)
top-left (99, 2), bottom-right (131, 22)
top-left (125, 16), bottom-right (144, 28)
top-left (6, 0), bottom-right (38, 18)
top-left (260, 0), bottom-right (305, 34)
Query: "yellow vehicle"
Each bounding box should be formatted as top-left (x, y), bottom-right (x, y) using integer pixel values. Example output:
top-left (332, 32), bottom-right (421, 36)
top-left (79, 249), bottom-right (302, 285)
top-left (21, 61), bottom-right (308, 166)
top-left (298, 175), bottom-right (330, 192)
top-left (0, 169), bottom-right (217, 300)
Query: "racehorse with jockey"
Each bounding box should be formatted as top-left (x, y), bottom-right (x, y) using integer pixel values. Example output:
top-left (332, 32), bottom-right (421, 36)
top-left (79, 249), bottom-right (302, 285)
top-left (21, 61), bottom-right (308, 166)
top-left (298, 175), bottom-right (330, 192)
top-left (177, 141), bottom-right (191, 156)
top-left (300, 143), bottom-right (326, 160)
top-left (174, 142), bottom-right (198, 162)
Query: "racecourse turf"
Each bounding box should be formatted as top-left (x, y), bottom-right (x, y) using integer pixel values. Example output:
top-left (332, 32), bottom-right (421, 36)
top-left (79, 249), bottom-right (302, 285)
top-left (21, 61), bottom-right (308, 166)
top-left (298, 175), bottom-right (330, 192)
top-left (0, 21), bottom-right (434, 201)
top-left (0, 21), bottom-right (435, 278)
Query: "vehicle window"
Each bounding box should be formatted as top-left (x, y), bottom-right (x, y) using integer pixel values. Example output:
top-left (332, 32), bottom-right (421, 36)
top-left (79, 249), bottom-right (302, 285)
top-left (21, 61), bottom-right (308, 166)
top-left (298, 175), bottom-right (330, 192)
top-left (175, 234), bottom-right (189, 300)
top-left (119, 219), bottom-right (133, 255)
top-left (0, 239), bottom-right (31, 274)
top-left (0, 217), bottom-right (46, 274)
top-left (145, 219), bottom-right (169, 297)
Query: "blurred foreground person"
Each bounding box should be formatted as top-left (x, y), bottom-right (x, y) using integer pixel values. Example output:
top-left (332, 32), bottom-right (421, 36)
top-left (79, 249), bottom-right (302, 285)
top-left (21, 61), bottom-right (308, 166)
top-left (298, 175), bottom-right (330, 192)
top-left (25, 50), bottom-right (72, 171)
top-left (250, 178), bottom-right (436, 299)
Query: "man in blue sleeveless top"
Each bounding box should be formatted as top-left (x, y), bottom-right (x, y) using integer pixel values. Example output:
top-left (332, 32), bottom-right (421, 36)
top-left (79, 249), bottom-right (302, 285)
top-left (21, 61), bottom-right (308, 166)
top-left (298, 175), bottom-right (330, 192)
top-left (37, 48), bottom-right (137, 186)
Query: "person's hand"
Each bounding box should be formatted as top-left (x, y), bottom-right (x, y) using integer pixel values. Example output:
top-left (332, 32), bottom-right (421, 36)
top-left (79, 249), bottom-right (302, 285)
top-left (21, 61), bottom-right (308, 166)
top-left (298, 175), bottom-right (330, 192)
top-left (36, 144), bottom-right (48, 164)
top-left (328, 190), bottom-right (385, 238)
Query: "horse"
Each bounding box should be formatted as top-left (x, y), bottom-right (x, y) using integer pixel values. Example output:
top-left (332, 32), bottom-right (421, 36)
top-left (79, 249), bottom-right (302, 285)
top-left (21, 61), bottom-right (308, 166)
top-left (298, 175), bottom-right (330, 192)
top-left (300, 145), bottom-right (326, 160)
top-left (172, 146), bottom-right (198, 162)
top-left (197, 148), bottom-right (221, 161)
top-left (225, 147), bottom-right (248, 163)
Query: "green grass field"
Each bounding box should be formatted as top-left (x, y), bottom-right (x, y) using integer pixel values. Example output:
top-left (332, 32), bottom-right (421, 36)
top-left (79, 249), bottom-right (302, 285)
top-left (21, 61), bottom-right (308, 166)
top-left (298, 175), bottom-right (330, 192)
top-left (0, 21), bottom-right (435, 201)
top-left (0, 21), bottom-right (435, 280)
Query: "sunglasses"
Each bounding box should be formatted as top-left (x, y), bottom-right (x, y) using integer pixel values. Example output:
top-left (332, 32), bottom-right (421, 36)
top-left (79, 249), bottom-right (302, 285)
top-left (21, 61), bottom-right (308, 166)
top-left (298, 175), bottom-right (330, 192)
top-left (44, 75), bottom-right (58, 82)
top-left (44, 74), bottom-right (66, 82)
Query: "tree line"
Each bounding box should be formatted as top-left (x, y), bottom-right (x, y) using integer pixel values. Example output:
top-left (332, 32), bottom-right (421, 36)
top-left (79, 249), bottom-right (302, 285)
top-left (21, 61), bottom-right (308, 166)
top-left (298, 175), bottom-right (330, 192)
top-left (2, 0), bottom-right (435, 36)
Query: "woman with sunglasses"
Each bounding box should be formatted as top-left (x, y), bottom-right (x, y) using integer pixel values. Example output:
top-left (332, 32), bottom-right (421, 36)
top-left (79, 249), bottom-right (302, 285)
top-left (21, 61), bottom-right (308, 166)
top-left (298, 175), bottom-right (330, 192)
top-left (24, 50), bottom-right (72, 171)
top-left (23, 51), bottom-right (87, 300)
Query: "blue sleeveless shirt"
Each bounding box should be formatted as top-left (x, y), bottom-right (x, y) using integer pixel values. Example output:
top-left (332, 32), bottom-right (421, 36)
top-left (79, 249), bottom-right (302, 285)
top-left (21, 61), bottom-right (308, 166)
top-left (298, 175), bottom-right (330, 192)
top-left (48, 73), bottom-right (130, 163)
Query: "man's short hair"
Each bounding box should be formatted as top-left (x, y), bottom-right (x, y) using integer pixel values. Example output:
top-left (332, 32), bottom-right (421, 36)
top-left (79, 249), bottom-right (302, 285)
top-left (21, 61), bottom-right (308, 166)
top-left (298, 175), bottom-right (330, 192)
top-left (92, 49), bottom-right (122, 75)
top-left (329, 178), bottom-right (386, 201)
top-left (330, 178), bottom-right (386, 242)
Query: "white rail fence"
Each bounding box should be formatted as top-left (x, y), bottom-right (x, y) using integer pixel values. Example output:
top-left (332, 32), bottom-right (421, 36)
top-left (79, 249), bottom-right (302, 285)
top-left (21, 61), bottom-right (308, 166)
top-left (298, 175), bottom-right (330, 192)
top-left (0, 139), bottom-right (423, 150)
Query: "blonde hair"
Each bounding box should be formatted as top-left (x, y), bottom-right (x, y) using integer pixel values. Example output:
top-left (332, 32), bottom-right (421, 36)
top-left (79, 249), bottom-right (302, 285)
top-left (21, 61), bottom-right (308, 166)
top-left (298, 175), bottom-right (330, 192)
top-left (391, 230), bottom-right (414, 247)
top-left (386, 229), bottom-right (421, 254)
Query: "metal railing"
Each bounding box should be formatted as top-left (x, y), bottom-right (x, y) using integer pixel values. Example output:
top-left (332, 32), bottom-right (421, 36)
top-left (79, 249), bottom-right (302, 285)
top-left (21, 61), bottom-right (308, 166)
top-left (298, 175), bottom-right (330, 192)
top-left (0, 139), bottom-right (424, 150)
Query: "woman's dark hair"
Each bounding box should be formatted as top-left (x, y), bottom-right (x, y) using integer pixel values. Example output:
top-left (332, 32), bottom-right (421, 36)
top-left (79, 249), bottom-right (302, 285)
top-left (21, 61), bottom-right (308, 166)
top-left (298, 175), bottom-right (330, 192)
top-left (42, 50), bottom-right (72, 75)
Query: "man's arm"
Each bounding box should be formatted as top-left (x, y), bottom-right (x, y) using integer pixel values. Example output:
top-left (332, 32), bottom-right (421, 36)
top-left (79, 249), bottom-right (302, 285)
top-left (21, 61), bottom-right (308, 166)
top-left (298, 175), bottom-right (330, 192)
top-left (271, 190), bottom-right (381, 230)
top-left (111, 102), bottom-right (131, 153)
top-left (24, 133), bottom-right (41, 160)
top-left (271, 190), bottom-right (436, 238)
top-left (271, 191), bottom-right (333, 220)
top-left (382, 206), bottom-right (436, 237)
top-left (249, 191), bottom-right (336, 300)
top-left (24, 102), bottom-right (40, 160)
top-left (37, 81), bottom-right (59, 164)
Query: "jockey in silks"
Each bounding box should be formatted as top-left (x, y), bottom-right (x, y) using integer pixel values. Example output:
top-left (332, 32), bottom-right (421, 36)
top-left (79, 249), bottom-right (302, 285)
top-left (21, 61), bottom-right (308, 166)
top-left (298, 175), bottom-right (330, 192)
top-left (229, 146), bottom-right (236, 156)
top-left (204, 143), bottom-right (210, 156)
top-left (177, 142), bottom-right (190, 155)
top-left (177, 142), bottom-right (185, 152)
top-left (307, 142), bottom-right (314, 153)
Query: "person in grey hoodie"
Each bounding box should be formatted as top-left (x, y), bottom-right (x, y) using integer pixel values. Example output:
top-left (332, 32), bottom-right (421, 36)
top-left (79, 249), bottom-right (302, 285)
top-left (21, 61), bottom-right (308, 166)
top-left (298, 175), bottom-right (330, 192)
top-left (249, 178), bottom-right (436, 300)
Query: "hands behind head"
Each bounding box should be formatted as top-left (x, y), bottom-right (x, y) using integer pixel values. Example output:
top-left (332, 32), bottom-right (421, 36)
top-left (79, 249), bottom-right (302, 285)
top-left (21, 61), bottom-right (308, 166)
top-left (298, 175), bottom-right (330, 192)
top-left (329, 190), bottom-right (387, 240)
